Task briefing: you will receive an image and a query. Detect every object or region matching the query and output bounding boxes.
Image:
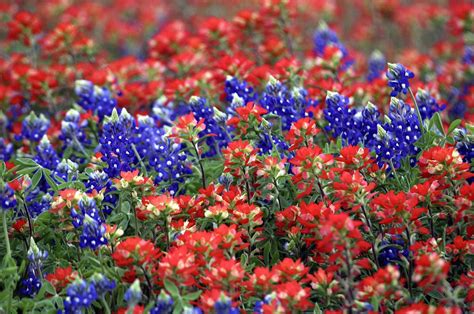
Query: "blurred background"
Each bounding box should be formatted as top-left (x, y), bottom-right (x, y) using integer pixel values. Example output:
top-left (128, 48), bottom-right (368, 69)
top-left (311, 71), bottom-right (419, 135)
top-left (1, 0), bottom-right (470, 60)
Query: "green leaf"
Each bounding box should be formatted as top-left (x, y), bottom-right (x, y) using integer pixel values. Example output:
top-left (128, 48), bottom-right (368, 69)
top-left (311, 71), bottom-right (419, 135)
top-left (30, 170), bottom-right (43, 191)
top-left (313, 303), bottom-right (322, 314)
top-left (0, 161), bottom-right (5, 176)
top-left (183, 290), bottom-right (202, 301)
top-left (42, 170), bottom-right (58, 192)
top-left (447, 119), bottom-right (462, 135)
top-left (43, 280), bottom-right (57, 296)
top-left (16, 158), bottom-right (38, 167)
top-left (16, 167), bottom-right (39, 176)
top-left (164, 279), bottom-right (180, 297)
top-left (432, 112), bottom-right (445, 136)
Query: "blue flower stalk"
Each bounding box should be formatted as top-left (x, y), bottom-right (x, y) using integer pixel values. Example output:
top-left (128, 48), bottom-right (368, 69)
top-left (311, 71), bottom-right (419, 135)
top-left (387, 63), bottom-right (424, 133)
top-left (125, 279), bottom-right (142, 313)
top-left (63, 279), bottom-right (98, 313)
top-left (151, 291), bottom-right (174, 314)
top-left (22, 111), bottom-right (50, 142)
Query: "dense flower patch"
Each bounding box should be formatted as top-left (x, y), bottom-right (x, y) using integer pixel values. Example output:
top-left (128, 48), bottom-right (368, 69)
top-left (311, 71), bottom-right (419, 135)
top-left (0, 0), bottom-right (473, 313)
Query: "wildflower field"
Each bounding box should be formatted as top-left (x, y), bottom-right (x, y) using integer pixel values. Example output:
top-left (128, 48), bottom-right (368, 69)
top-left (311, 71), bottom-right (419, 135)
top-left (0, 0), bottom-right (473, 313)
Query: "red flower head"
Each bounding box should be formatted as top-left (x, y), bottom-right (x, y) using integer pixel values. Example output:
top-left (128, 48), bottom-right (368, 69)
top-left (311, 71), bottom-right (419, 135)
top-left (170, 112), bottom-right (206, 143)
top-left (308, 268), bottom-right (338, 294)
top-left (412, 252), bottom-right (450, 290)
top-left (157, 246), bottom-right (198, 287)
top-left (222, 140), bottom-right (259, 177)
top-left (370, 190), bottom-right (426, 228)
top-left (227, 102), bottom-right (267, 136)
top-left (275, 281), bottom-right (313, 311)
top-left (357, 265), bottom-right (403, 302)
top-left (45, 266), bottom-right (78, 291)
top-left (112, 237), bottom-right (160, 268)
top-left (335, 146), bottom-right (373, 170)
top-left (140, 194), bottom-right (181, 219)
top-left (330, 170), bottom-right (376, 208)
top-left (256, 156), bottom-right (287, 179)
top-left (201, 258), bottom-right (245, 291)
top-left (418, 146), bottom-right (473, 181)
top-left (273, 258), bottom-right (308, 283)
top-left (7, 11), bottom-right (42, 46)
top-left (285, 117), bottom-right (320, 151)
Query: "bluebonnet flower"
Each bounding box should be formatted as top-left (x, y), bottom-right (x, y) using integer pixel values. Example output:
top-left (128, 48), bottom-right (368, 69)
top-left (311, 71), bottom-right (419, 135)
top-left (63, 279), bottom-right (98, 314)
top-left (0, 181), bottom-right (17, 211)
top-left (225, 76), bottom-right (257, 106)
top-left (132, 115), bottom-right (163, 160)
top-left (124, 279), bottom-right (142, 306)
top-left (150, 291), bottom-right (174, 314)
top-left (254, 293), bottom-right (279, 313)
top-left (24, 186), bottom-right (54, 216)
top-left (323, 91), bottom-right (361, 145)
top-left (214, 293), bottom-right (239, 314)
top-left (130, 113), bottom-right (191, 195)
top-left (374, 98), bottom-right (421, 168)
top-left (99, 108), bottom-right (136, 177)
top-left (386, 63), bottom-right (415, 97)
top-left (355, 102), bottom-right (381, 150)
top-left (34, 135), bottom-right (60, 170)
top-left (0, 138), bottom-right (13, 161)
top-left (75, 80), bottom-right (117, 120)
top-left (20, 238), bottom-right (47, 298)
top-left (447, 87), bottom-right (467, 120)
top-left (313, 22), bottom-right (346, 56)
top-left (454, 129), bottom-right (474, 164)
top-left (72, 196), bottom-right (102, 228)
top-left (28, 193), bottom-right (52, 218)
top-left (259, 77), bottom-right (314, 130)
top-left (152, 96), bottom-right (175, 125)
top-left (189, 96), bottom-right (229, 157)
top-left (79, 214), bottom-right (107, 250)
top-left (27, 237), bottom-right (48, 269)
top-left (415, 89), bottom-right (445, 120)
top-left (149, 137), bottom-right (191, 196)
top-left (19, 270), bottom-right (42, 297)
top-left (85, 170), bottom-right (117, 216)
top-left (90, 273), bottom-right (116, 297)
top-left (377, 235), bottom-right (409, 267)
top-left (22, 111), bottom-right (50, 142)
top-left (54, 159), bottom-right (79, 183)
top-left (462, 46), bottom-right (473, 65)
top-left (256, 133), bottom-right (289, 155)
top-left (367, 50), bottom-right (386, 82)
top-left (59, 109), bottom-right (89, 156)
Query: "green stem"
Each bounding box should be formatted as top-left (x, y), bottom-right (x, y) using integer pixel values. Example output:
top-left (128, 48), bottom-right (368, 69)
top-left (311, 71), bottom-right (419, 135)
top-left (408, 87), bottom-right (425, 134)
top-left (405, 227), bottom-right (414, 299)
top-left (389, 160), bottom-right (402, 188)
top-left (2, 211), bottom-right (11, 256)
top-left (101, 296), bottom-right (111, 314)
top-left (191, 141), bottom-right (206, 189)
top-left (273, 178), bottom-right (283, 211)
top-left (131, 143), bottom-right (148, 177)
